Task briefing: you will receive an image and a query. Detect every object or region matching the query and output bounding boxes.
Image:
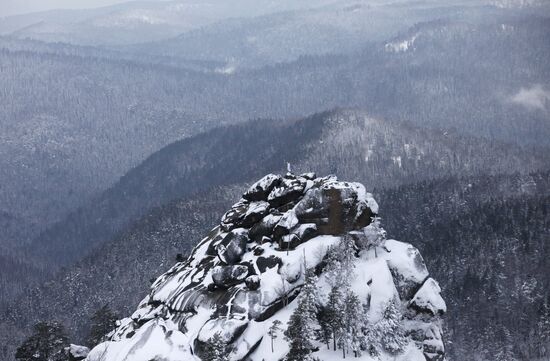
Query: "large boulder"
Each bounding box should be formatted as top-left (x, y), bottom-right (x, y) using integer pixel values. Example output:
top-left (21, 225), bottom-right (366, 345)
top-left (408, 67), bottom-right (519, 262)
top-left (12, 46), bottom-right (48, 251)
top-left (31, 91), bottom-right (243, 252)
top-left (66, 345), bottom-right (90, 361)
top-left (220, 200), bottom-right (249, 231)
top-left (422, 324), bottom-right (446, 361)
top-left (243, 174), bottom-right (281, 201)
top-left (267, 177), bottom-right (305, 207)
top-left (294, 180), bottom-right (377, 234)
top-left (409, 278), bottom-right (447, 317)
top-left (248, 212), bottom-right (282, 243)
top-left (211, 265), bottom-right (249, 288)
top-left (221, 200), bottom-right (271, 231)
top-left (195, 318), bottom-right (249, 359)
top-left (240, 201), bottom-right (270, 227)
top-left (216, 229), bottom-right (248, 264)
top-left (384, 240), bottom-right (430, 301)
top-left (273, 209), bottom-right (299, 242)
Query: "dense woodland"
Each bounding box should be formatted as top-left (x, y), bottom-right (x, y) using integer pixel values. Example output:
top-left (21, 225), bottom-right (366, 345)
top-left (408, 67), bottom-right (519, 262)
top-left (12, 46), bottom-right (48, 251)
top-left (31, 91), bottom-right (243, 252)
top-left (1, 14), bottom-right (549, 259)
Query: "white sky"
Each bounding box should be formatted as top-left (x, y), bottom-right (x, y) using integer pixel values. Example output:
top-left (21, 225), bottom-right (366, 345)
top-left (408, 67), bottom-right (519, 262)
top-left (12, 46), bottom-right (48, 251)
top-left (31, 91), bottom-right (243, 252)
top-left (0, 0), bottom-right (147, 17)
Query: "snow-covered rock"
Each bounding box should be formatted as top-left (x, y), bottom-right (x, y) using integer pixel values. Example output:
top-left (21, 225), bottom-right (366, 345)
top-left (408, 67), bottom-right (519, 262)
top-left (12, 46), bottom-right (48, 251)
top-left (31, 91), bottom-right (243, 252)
top-left (409, 278), bottom-right (447, 316)
top-left (243, 174), bottom-right (281, 201)
top-left (66, 344), bottom-right (89, 361)
top-left (85, 173), bottom-right (445, 361)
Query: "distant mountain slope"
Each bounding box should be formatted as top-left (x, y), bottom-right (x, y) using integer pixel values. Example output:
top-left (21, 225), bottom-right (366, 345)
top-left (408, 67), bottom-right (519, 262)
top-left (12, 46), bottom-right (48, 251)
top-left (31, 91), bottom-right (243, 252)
top-left (2, 13), bottom-right (548, 259)
top-left (0, 47), bottom-right (227, 252)
top-left (131, 0), bottom-right (550, 68)
top-left (26, 110), bottom-right (549, 270)
top-left (0, 0), bottom-right (340, 46)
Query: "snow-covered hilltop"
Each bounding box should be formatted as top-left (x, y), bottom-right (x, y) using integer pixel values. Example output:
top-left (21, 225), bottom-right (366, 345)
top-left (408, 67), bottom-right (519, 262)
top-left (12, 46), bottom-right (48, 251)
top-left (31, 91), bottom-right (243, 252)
top-left (86, 173), bottom-right (446, 361)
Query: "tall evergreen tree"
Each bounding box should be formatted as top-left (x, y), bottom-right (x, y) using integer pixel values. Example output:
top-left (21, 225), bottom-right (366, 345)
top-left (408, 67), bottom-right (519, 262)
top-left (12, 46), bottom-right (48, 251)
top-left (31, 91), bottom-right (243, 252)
top-left (362, 304), bottom-right (382, 358)
top-left (267, 320), bottom-right (282, 353)
top-left (15, 321), bottom-right (68, 361)
top-left (363, 217), bottom-right (387, 257)
top-left (494, 327), bottom-right (516, 361)
top-left (284, 269), bottom-right (319, 361)
top-left (378, 300), bottom-right (407, 354)
top-left (325, 235), bottom-right (356, 288)
top-left (202, 332), bottom-right (231, 361)
top-left (87, 305), bottom-right (118, 347)
top-left (537, 298), bottom-right (550, 358)
top-left (317, 306), bottom-right (333, 350)
top-left (323, 285), bottom-right (345, 351)
top-left (343, 291), bottom-right (364, 358)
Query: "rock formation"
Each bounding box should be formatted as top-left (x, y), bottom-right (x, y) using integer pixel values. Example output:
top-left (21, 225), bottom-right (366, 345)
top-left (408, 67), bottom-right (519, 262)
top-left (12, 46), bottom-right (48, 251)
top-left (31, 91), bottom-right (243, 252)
top-left (86, 173), bottom-right (445, 361)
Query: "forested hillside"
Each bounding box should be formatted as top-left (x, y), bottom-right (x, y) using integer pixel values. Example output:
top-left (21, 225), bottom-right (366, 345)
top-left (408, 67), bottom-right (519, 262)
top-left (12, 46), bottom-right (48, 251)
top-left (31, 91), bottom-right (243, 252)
top-left (23, 111), bottom-right (549, 271)
top-left (1, 14), bottom-right (549, 258)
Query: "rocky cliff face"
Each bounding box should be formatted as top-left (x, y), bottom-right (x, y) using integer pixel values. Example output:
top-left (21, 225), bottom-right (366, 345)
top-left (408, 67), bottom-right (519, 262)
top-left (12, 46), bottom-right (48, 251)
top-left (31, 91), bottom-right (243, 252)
top-left (86, 173), bottom-right (446, 361)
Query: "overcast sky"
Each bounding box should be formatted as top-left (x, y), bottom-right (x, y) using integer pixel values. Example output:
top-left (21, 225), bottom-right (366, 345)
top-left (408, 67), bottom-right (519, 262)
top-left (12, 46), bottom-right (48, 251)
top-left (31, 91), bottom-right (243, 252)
top-left (0, 0), bottom-right (145, 17)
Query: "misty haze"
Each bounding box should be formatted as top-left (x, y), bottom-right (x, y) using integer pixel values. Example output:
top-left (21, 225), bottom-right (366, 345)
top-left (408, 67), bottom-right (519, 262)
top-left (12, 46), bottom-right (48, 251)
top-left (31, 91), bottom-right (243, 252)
top-left (0, 1), bottom-right (549, 361)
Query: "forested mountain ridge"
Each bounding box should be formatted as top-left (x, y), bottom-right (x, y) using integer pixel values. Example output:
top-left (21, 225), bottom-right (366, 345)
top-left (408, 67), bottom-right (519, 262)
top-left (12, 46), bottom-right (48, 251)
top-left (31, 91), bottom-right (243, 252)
top-left (0, 0), bottom-right (343, 46)
top-left (1, 12), bottom-right (548, 264)
top-left (23, 110), bottom-right (549, 271)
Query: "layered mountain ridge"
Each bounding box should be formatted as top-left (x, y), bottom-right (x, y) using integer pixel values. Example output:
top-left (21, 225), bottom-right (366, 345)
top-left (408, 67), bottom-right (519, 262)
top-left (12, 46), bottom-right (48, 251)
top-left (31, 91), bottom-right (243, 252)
top-left (87, 173), bottom-right (445, 361)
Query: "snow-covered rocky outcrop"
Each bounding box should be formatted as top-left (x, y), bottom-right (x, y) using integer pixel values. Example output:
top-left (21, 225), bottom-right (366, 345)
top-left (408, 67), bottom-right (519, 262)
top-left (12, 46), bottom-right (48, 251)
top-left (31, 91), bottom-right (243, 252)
top-left (86, 173), bottom-right (446, 361)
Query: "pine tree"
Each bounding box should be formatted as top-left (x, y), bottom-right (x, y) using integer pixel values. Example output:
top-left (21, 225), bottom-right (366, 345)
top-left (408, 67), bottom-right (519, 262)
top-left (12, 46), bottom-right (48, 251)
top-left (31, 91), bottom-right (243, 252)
top-left (267, 320), bottom-right (282, 353)
top-left (317, 306), bottom-right (333, 350)
top-left (343, 291), bottom-right (364, 358)
top-left (87, 305), bottom-right (118, 347)
top-left (494, 327), bottom-right (516, 361)
top-left (321, 235), bottom-right (360, 355)
top-left (378, 300), bottom-right (407, 354)
top-left (15, 321), bottom-right (68, 361)
top-left (323, 285), bottom-right (345, 351)
top-left (284, 269), bottom-right (319, 361)
top-left (359, 301), bottom-right (382, 357)
top-left (364, 320), bottom-right (382, 357)
top-left (325, 235), bottom-right (356, 288)
top-left (363, 217), bottom-right (387, 257)
top-left (202, 332), bottom-right (231, 361)
top-left (537, 298), bottom-right (550, 358)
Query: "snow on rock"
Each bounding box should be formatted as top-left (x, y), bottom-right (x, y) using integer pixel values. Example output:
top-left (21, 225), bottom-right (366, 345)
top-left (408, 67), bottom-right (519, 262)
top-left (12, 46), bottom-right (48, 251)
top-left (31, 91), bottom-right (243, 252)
top-left (66, 344), bottom-right (90, 361)
top-left (409, 278), bottom-right (447, 316)
top-left (85, 173), bottom-right (445, 361)
top-left (243, 174), bottom-right (281, 201)
top-left (384, 239), bottom-right (430, 300)
top-left (87, 319), bottom-right (192, 361)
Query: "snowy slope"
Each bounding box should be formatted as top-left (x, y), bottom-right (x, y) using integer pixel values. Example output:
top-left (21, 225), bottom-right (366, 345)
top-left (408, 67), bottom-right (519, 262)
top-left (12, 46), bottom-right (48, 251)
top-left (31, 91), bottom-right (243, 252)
top-left (86, 173), bottom-right (445, 361)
